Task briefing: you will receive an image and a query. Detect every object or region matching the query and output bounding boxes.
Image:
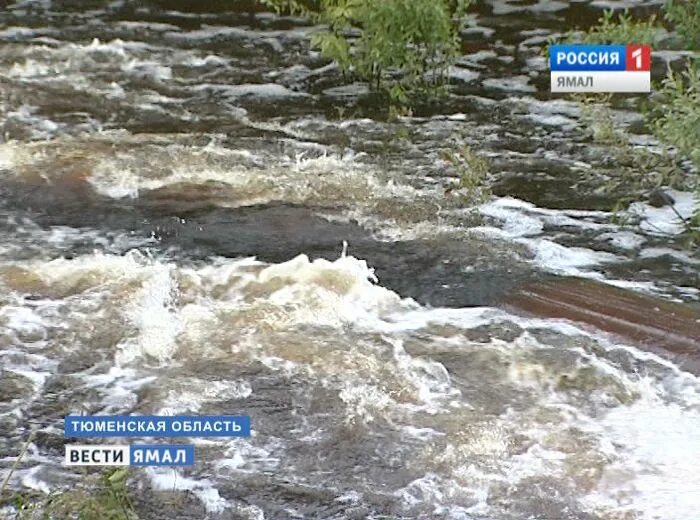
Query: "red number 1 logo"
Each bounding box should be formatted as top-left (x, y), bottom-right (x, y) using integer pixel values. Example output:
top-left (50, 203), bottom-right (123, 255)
top-left (626, 45), bottom-right (651, 71)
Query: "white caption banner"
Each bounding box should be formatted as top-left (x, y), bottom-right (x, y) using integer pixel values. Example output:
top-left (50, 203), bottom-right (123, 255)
top-left (551, 71), bottom-right (650, 93)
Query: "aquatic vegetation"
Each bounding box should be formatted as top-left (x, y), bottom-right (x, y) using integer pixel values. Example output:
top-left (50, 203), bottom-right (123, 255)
top-left (260, 0), bottom-right (472, 101)
top-left (576, 95), bottom-right (627, 146)
top-left (571, 2), bottom-right (700, 236)
top-left (648, 59), bottom-right (700, 172)
top-left (441, 143), bottom-right (491, 205)
top-left (579, 98), bottom-right (677, 188)
top-left (10, 469), bottom-right (138, 520)
top-left (576, 93), bottom-right (697, 235)
top-left (645, 59), bottom-right (700, 233)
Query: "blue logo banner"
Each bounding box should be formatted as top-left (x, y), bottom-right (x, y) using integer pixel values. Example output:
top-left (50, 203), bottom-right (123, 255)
top-left (130, 444), bottom-right (195, 466)
top-left (550, 45), bottom-right (626, 71)
top-left (64, 415), bottom-right (251, 438)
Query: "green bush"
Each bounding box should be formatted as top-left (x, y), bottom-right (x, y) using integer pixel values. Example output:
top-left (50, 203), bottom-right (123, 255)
top-left (261, 0), bottom-right (472, 100)
top-left (649, 60), bottom-right (700, 228)
top-left (574, 1), bottom-right (699, 48)
top-left (441, 144), bottom-right (491, 205)
top-left (258, 0), bottom-right (319, 14)
top-left (578, 9), bottom-right (662, 44)
top-left (665, 0), bottom-right (700, 49)
top-left (11, 469), bottom-right (138, 520)
top-left (649, 60), bottom-right (700, 171)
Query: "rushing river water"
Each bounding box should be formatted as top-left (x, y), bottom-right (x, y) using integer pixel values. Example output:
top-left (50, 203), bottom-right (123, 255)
top-left (1, 1), bottom-right (699, 519)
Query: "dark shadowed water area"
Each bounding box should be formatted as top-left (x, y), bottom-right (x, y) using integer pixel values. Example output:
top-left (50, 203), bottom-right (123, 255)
top-left (0, 1), bottom-right (699, 519)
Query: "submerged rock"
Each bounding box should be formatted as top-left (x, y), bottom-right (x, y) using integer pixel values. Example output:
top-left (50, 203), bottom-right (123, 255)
top-left (504, 276), bottom-right (700, 374)
top-left (0, 370), bottom-right (35, 402)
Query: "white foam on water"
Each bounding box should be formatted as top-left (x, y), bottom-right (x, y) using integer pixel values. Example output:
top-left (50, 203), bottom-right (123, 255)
top-left (193, 82), bottom-right (308, 99)
top-left (147, 468), bottom-right (229, 513)
top-left (183, 54), bottom-right (228, 67)
top-left (88, 161), bottom-right (142, 198)
top-left (74, 367), bottom-right (155, 415)
top-left (18, 465), bottom-right (51, 494)
top-left (0, 27), bottom-right (48, 39)
top-left (28, 250), bottom-right (145, 286)
top-left (396, 473), bottom-right (485, 519)
top-left (1, 218), bottom-right (156, 260)
top-left (81, 366), bottom-right (148, 388)
top-left (492, 0), bottom-right (568, 14)
top-left (525, 112), bottom-right (578, 128)
top-left (373, 306), bottom-right (502, 334)
top-left (480, 197), bottom-right (609, 234)
top-left (237, 504), bottom-right (266, 520)
top-left (8, 59), bottom-right (52, 78)
top-left (156, 380), bottom-right (252, 415)
top-left (480, 198), bottom-right (544, 236)
top-left (217, 441), bottom-right (280, 474)
top-left (676, 285), bottom-right (700, 300)
top-left (164, 24), bottom-right (312, 43)
top-left (447, 67), bottom-right (480, 83)
top-left (3, 367), bottom-right (49, 393)
top-left (483, 75), bottom-right (536, 92)
top-left (8, 251), bottom-right (184, 366)
top-left (629, 190), bottom-right (698, 236)
top-left (639, 246), bottom-right (700, 265)
top-left (526, 238), bottom-right (622, 274)
top-left (252, 254), bottom-right (405, 328)
top-left (2, 233), bottom-right (697, 520)
top-left (0, 143), bottom-right (18, 171)
top-left (338, 382), bottom-right (396, 424)
top-left (3, 38), bottom-right (153, 81)
top-left (84, 37), bottom-right (146, 56)
top-left (474, 197), bottom-right (636, 280)
top-left (388, 337), bottom-right (459, 407)
top-left (121, 59), bottom-right (172, 81)
top-left (581, 392), bottom-right (700, 519)
top-left (115, 21), bottom-right (182, 32)
top-left (596, 230), bottom-right (646, 250)
top-left (86, 145), bottom-right (418, 212)
top-left (1, 305), bottom-right (47, 337)
top-left (117, 263), bottom-right (181, 365)
top-left (482, 325), bottom-right (700, 520)
top-left (3, 250), bottom-right (414, 364)
top-left (5, 105), bottom-right (61, 139)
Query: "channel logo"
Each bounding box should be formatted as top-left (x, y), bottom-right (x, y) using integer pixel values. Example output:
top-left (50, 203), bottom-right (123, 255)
top-left (64, 444), bottom-right (195, 467)
top-left (550, 44), bottom-right (651, 92)
top-left (63, 415), bottom-right (252, 467)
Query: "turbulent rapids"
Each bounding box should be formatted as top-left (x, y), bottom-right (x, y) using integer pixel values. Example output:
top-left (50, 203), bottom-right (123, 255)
top-left (0, 1), bottom-right (699, 520)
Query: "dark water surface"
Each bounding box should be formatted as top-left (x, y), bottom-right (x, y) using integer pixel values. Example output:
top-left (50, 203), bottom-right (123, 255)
top-left (1, 1), bottom-right (699, 519)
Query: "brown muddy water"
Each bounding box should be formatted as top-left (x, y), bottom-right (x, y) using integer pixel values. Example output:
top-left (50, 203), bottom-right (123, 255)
top-left (0, 1), bottom-right (699, 519)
